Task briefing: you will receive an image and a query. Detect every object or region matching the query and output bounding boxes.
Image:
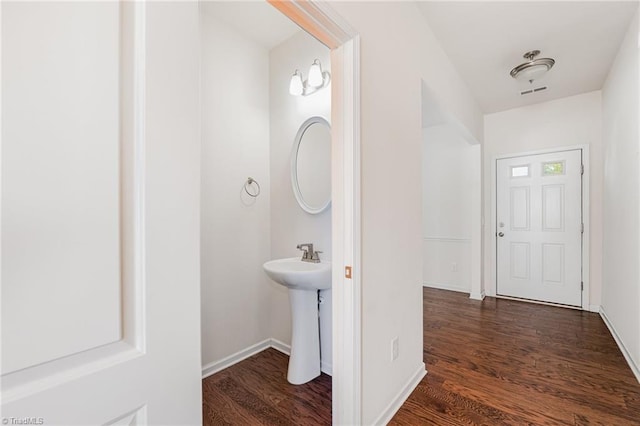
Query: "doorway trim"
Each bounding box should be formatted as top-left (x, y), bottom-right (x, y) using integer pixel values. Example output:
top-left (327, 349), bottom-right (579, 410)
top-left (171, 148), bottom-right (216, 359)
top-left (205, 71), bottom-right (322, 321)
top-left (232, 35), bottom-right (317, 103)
top-left (267, 1), bottom-right (362, 424)
top-left (490, 144), bottom-right (592, 311)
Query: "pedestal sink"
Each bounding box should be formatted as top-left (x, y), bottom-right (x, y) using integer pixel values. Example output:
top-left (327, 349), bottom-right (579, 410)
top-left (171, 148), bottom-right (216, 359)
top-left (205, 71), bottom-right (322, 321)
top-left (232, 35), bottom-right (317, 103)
top-left (263, 257), bottom-right (331, 384)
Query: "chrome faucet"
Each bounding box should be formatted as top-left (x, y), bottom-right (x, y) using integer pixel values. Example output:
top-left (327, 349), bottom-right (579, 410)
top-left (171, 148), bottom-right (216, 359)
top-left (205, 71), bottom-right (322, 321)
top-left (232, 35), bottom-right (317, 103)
top-left (297, 243), bottom-right (322, 263)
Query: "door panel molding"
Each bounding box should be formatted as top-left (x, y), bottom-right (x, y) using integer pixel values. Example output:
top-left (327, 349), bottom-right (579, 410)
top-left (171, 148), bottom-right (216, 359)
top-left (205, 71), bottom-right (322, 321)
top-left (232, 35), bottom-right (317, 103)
top-left (509, 242), bottom-right (531, 280)
top-left (2, 1), bottom-right (123, 374)
top-left (510, 186), bottom-right (530, 230)
top-left (105, 404), bottom-right (147, 426)
top-left (1, 1), bottom-right (147, 402)
top-left (541, 184), bottom-right (565, 231)
top-left (542, 243), bottom-right (565, 283)
top-left (3, 2), bottom-right (202, 423)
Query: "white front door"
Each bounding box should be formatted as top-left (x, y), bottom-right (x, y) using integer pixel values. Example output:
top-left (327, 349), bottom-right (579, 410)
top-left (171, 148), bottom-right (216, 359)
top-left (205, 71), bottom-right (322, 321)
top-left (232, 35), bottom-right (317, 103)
top-left (2, 2), bottom-right (202, 424)
top-left (496, 149), bottom-right (583, 307)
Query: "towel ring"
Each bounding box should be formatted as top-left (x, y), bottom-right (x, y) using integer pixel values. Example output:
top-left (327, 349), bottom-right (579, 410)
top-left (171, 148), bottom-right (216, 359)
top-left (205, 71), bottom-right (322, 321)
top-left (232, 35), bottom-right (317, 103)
top-left (244, 177), bottom-right (261, 198)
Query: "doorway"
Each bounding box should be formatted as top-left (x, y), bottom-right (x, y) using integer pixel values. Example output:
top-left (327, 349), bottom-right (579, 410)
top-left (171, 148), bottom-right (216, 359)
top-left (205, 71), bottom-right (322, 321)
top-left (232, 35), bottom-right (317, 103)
top-left (267, 3), bottom-right (362, 424)
top-left (199, 1), bottom-right (362, 425)
top-left (495, 148), bottom-right (584, 307)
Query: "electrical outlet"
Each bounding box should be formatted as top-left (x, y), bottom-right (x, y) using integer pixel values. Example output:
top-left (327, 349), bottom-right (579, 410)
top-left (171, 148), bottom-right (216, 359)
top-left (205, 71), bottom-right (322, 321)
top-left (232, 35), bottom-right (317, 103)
top-left (451, 262), bottom-right (458, 272)
top-left (391, 337), bottom-right (399, 361)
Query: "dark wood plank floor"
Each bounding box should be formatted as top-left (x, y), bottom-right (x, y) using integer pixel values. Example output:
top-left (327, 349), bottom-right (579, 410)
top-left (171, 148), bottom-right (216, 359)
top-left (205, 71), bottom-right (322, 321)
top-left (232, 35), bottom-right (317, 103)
top-left (202, 288), bottom-right (640, 425)
top-left (202, 348), bottom-right (332, 425)
top-left (391, 288), bottom-right (640, 425)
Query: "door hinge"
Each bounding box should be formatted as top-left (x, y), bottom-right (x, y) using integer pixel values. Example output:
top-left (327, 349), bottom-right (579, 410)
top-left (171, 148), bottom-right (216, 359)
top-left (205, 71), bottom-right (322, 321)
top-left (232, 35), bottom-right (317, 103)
top-left (581, 164), bottom-right (584, 175)
top-left (581, 223), bottom-right (584, 234)
top-left (581, 281), bottom-right (584, 291)
top-left (345, 266), bottom-right (352, 279)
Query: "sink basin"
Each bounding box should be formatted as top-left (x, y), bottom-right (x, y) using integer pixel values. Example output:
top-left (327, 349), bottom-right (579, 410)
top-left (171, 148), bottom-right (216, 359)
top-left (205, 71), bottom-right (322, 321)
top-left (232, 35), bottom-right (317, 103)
top-left (263, 257), bottom-right (331, 290)
top-left (263, 257), bottom-right (332, 384)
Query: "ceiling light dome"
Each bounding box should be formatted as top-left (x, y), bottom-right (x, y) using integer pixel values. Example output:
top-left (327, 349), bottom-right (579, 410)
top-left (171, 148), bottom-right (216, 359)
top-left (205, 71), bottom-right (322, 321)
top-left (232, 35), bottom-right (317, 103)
top-left (510, 50), bottom-right (555, 84)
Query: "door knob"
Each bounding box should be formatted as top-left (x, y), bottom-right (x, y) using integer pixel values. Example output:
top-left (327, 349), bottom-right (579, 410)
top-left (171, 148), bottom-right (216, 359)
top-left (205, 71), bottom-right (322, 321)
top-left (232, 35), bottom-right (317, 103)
top-left (498, 232), bottom-right (505, 237)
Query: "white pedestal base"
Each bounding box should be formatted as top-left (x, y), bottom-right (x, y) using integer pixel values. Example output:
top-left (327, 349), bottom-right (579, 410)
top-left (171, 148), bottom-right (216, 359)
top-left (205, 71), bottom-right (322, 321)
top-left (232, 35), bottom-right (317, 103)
top-left (287, 289), bottom-right (320, 385)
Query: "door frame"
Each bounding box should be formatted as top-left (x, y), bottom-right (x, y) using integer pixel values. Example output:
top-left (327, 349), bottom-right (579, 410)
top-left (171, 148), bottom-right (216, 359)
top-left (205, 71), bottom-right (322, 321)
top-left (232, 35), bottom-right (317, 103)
top-left (490, 145), bottom-right (592, 311)
top-left (266, 1), bottom-right (362, 424)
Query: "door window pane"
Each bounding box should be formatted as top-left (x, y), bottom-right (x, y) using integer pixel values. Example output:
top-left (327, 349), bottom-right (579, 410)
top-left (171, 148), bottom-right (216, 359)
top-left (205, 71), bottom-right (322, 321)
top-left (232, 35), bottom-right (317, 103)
top-left (511, 165), bottom-right (530, 178)
top-left (542, 161), bottom-right (565, 176)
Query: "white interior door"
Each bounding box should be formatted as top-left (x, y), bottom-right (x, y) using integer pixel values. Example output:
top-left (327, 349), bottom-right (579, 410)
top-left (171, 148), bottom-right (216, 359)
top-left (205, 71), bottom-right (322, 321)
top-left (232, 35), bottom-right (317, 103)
top-left (1, 2), bottom-right (202, 424)
top-left (496, 149), bottom-right (583, 307)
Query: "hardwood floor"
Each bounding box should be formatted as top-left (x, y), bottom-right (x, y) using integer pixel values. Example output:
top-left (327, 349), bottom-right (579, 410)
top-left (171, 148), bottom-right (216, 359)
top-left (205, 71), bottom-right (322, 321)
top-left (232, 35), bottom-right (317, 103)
top-left (202, 348), bottom-right (332, 425)
top-left (391, 288), bottom-right (640, 425)
top-left (202, 288), bottom-right (640, 425)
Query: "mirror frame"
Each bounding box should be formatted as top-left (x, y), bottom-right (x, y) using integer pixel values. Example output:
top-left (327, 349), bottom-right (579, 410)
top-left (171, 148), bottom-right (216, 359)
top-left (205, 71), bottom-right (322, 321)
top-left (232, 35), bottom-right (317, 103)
top-left (290, 116), bottom-right (331, 214)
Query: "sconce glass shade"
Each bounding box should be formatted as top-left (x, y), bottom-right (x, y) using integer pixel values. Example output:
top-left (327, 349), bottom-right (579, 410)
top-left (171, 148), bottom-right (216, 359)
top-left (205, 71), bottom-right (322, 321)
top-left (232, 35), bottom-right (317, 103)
top-left (308, 59), bottom-right (324, 88)
top-left (289, 70), bottom-right (304, 96)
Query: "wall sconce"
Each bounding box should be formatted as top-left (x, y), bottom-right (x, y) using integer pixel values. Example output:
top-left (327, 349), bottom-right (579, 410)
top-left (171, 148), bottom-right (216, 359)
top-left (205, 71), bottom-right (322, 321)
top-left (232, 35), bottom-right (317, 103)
top-left (289, 59), bottom-right (331, 96)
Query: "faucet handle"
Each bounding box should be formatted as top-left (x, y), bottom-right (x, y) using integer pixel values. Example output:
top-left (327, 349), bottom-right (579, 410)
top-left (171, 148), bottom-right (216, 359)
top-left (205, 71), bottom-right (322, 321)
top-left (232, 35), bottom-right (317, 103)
top-left (296, 243), bottom-right (314, 258)
top-left (311, 251), bottom-right (323, 262)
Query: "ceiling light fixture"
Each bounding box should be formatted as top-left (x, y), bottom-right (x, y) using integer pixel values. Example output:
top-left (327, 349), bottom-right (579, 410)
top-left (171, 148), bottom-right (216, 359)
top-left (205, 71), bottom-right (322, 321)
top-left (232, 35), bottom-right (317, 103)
top-left (510, 50), bottom-right (555, 84)
top-left (289, 59), bottom-right (331, 96)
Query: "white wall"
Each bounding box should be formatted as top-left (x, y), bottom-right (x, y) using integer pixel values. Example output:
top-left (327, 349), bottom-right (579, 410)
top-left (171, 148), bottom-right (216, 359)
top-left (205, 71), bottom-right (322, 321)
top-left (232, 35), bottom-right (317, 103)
top-left (601, 9), bottom-right (640, 376)
top-left (2, 1), bottom-right (121, 374)
top-left (483, 91), bottom-right (604, 308)
top-left (144, 3), bottom-right (203, 421)
top-left (200, 13), bottom-right (273, 367)
top-left (268, 31), bottom-right (331, 347)
top-left (423, 124), bottom-right (478, 293)
top-left (324, 3), bottom-right (484, 423)
top-left (199, 16), bottom-right (334, 373)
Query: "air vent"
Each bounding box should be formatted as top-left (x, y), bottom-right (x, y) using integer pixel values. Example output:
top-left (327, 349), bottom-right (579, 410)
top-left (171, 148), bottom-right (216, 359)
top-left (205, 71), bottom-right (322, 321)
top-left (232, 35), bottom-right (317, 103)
top-left (520, 86), bottom-right (548, 96)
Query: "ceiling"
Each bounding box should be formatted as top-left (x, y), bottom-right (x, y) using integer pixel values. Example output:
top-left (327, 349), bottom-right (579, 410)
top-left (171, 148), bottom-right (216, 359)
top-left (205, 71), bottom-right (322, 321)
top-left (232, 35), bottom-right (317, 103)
top-left (200, 1), bottom-right (301, 50)
top-left (418, 1), bottom-right (639, 113)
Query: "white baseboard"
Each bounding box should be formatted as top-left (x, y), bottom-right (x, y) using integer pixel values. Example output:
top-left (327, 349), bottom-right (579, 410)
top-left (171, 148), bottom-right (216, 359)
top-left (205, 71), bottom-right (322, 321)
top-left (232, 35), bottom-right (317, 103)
top-left (270, 338), bottom-right (290, 356)
top-left (201, 339), bottom-right (272, 379)
top-left (258, 338), bottom-right (333, 376)
top-left (588, 304), bottom-right (600, 313)
top-left (423, 281), bottom-right (470, 294)
top-left (373, 363), bottom-right (427, 425)
top-left (321, 360), bottom-right (333, 376)
top-left (469, 291), bottom-right (485, 301)
top-left (202, 338), bottom-right (334, 378)
top-left (600, 307), bottom-right (640, 384)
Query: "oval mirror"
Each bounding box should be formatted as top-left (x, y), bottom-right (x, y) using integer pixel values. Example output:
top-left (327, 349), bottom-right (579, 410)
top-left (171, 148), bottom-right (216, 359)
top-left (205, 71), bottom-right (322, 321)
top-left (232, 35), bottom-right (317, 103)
top-left (291, 117), bottom-right (331, 214)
